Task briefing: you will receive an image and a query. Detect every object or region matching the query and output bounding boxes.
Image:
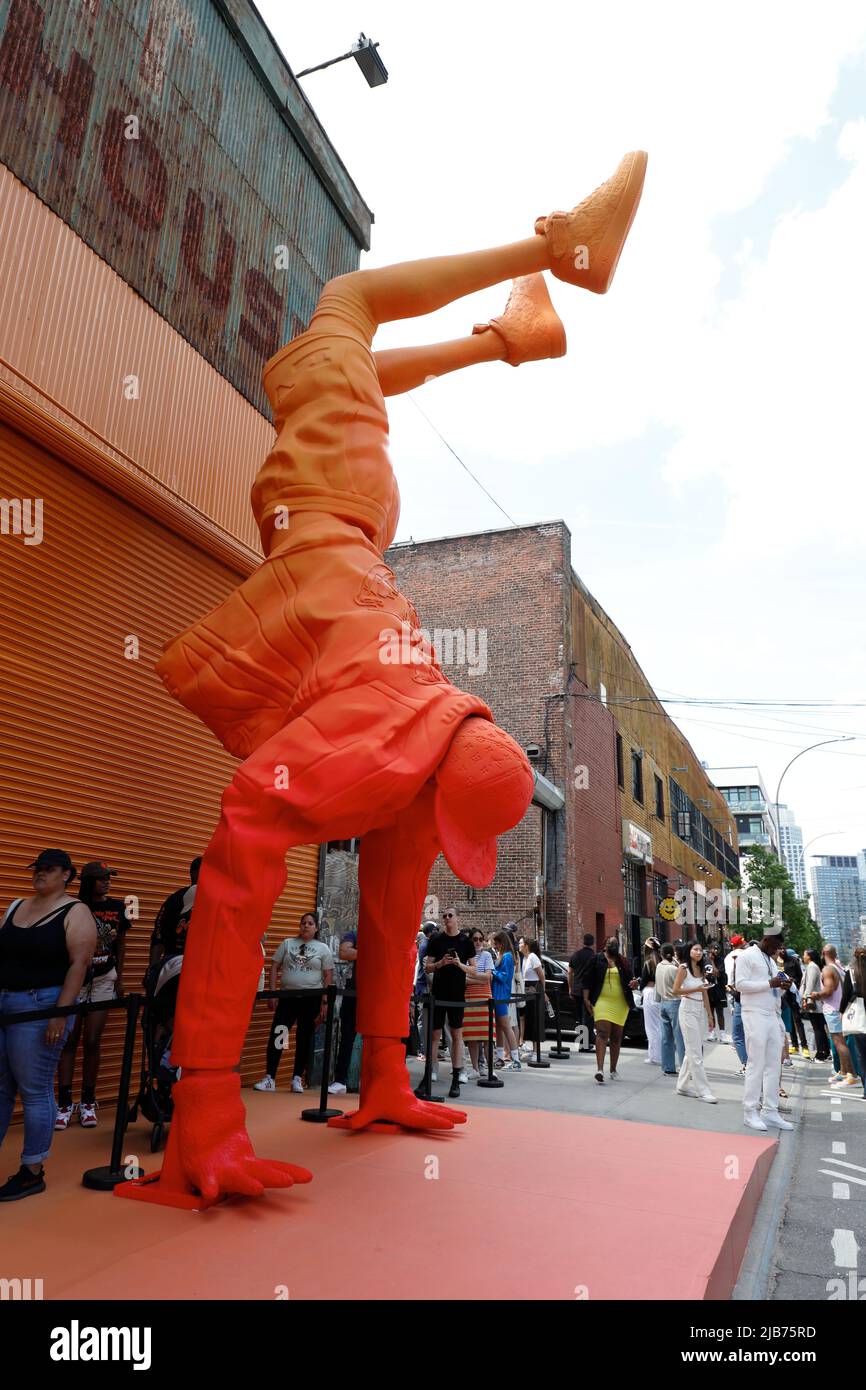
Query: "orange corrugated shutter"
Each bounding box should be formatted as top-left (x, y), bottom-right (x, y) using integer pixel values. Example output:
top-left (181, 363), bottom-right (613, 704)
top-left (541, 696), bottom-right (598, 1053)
top-left (0, 418), bottom-right (320, 1109)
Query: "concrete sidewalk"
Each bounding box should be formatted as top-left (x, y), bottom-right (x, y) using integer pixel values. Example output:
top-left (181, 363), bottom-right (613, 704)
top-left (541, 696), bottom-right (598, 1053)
top-left (408, 1033), bottom-right (793, 1137)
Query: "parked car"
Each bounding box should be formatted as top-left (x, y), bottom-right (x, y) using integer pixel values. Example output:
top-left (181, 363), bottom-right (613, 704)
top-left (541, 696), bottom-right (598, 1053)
top-left (540, 955), bottom-right (646, 1045)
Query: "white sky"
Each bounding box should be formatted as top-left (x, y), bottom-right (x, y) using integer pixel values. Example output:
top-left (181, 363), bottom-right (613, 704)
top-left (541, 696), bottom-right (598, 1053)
top-left (259, 0), bottom-right (866, 887)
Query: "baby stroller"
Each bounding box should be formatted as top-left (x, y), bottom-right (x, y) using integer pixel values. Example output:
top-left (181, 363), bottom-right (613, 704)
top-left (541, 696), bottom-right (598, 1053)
top-left (128, 954), bottom-right (183, 1152)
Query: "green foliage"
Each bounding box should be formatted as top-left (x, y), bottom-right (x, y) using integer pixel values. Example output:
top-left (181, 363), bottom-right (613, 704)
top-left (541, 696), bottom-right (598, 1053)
top-left (740, 845), bottom-right (822, 954)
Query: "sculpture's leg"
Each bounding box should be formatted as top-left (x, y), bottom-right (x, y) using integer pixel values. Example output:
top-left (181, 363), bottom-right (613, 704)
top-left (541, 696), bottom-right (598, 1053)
top-left (374, 331), bottom-right (505, 397)
top-left (373, 271), bottom-right (567, 395)
top-left (328, 783), bottom-right (467, 1132)
top-left (309, 238), bottom-right (548, 346)
top-left (119, 713), bottom-right (358, 1204)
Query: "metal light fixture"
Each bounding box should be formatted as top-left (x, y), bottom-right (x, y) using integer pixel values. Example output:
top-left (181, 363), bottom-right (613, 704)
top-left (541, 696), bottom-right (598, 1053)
top-left (296, 32), bottom-right (389, 88)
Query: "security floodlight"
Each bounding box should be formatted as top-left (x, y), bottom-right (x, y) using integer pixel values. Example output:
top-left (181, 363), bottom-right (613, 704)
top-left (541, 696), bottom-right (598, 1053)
top-left (352, 33), bottom-right (388, 87)
top-left (296, 32), bottom-right (389, 88)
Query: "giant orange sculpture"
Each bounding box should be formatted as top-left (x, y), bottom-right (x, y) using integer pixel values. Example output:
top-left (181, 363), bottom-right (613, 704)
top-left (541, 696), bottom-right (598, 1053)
top-left (121, 151), bottom-right (647, 1205)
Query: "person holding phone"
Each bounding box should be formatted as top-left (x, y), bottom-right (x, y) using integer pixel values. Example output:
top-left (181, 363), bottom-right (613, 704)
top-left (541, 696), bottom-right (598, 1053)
top-left (421, 911), bottom-right (475, 1098)
top-left (736, 928), bottom-right (794, 1131)
top-left (672, 941), bottom-right (717, 1103)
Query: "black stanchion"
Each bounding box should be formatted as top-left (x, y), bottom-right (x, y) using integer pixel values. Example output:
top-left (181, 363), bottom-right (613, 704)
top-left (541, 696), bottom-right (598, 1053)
top-left (413, 993), bottom-right (443, 1102)
top-left (82, 994), bottom-right (145, 1190)
top-left (527, 983), bottom-right (550, 1069)
top-left (547, 982), bottom-right (570, 1059)
top-left (477, 996), bottom-right (504, 1088)
top-left (301, 983), bottom-right (344, 1122)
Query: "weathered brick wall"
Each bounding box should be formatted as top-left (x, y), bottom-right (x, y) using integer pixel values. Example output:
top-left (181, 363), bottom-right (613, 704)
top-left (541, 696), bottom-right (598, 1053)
top-left (386, 523), bottom-right (569, 945)
top-left (563, 680), bottom-right (624, 956)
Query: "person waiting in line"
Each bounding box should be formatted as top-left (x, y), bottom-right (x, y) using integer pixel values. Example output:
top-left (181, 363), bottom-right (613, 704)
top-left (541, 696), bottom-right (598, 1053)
top-left (672, 942), bottom-right (718, 1104)
top-left (801, 948), bottom-right (830, 1061)
top-left (638, 937), bottom-right (662, 1066)
top-left (583, 937), bottom-right (634, 1085)
top-left (149, 857), bottom-right (201, 971)
top-left (839, 949), bottom-right (866, 1098)
top-left (0, 850), bottom-right (97, 1202)
top-left (453, 928), bottom-right (495, 1079)
top-left (419, 911), bottom-right (475, 1098)
top-left (654, 943), bottom-right (685, 1075)
top-left (55, 860), bottom-right (132, 1130)
top-left (412, 922), bottom-right (437, 1060)
top-left (775, 947), bottom-right (800, 1080)
top-left (509, 925), bottom-right (527, 1047)
top-left (490, 930), bottom-right (521, 1069)
top-left (568, 933), bottom-right (596, 1052)
top-left (779, 946), bottom-right (810, 1058)
top-left (724, 934), bottom-right (749, 1073)
top-left (705, 943), bottom-right (729, 1043)
top-left (255, 912), bottom-right (333, 1094)
top-left (806, 943), bottom-right (859, 1089)
top-left (519, 937), bottom-right (546, 1056)
top-left (328, 927), bottom-right (359, 1096)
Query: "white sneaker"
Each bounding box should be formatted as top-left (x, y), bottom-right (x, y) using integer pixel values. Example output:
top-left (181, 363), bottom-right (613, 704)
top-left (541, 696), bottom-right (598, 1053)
top-left (744, 1110), bottom-right (768, 1131)
top-left (458, 1070), bottom-right (468, 1083)
top-left (677, 1087), bottom-right (699, 1098)
top-left (465, 1067), bottom-right (480, 1080)
top-left (253, 1075), bottom-right (276, 1092)
top-left (762, 1111), bottom-right (794, 1130)
top-left (430, 1067), bottom-right (438, 1082)
top-left (504, 1059), bottom-right (522, 1070)
top-left (699, 1093), bottom-right (718, 1104)
top-left (520, 1043), bottom-right (534, 1055)
top-left (54, 1104), bottom-right (75, 1131)
top-left (78, 1101), bottom-right (98, 1128)
top-left (328, 1081), bottom-right (347, 1095)
top-left (291, 1077), bottom-right (304, 1093)
top-left (830, 1075), bottom-right (860, 1089)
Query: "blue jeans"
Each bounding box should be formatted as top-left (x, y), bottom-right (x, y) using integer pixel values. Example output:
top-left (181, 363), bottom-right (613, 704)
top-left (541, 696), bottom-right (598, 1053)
top-left (658, 998), bottom-right (684, 1072)
top-left (731, 999), bottom-right (748, 1065)
top-left (0, 987), bottom-right (73, 1165)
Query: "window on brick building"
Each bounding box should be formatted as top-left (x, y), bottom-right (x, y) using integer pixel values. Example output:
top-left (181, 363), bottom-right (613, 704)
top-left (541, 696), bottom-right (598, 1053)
top-left (616, 733), bottom-right (624, 789)
top-left (654, 775), bottom-right (664, 821)
top-left (631, 749), bottom-right (643, 804)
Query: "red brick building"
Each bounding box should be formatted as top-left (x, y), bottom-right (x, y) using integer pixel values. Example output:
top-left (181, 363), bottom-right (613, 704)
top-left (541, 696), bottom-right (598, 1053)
top-left (386, 522), bottom-right (738, 959)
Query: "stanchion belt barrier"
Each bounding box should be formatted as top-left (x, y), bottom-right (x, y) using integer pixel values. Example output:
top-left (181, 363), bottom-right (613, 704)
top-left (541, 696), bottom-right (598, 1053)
top-left (0, 976), bottom-right (571, 1191)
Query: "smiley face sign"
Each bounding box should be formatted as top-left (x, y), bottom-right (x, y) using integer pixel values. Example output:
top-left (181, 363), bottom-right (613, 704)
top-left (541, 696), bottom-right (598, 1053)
top-left (658, 896), bottom-right (678, 922)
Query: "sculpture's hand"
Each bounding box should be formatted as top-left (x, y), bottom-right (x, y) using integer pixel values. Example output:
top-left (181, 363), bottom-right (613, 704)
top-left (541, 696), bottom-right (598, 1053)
top-left (328, 1037), bottom-right (467, 1132)
top-left (168, 1070), bottom-right (312, 1199)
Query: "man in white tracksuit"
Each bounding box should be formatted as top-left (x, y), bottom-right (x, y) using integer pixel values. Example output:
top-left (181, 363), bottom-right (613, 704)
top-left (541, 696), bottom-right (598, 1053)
top-left (736, 929), bottom-right (795, 1132)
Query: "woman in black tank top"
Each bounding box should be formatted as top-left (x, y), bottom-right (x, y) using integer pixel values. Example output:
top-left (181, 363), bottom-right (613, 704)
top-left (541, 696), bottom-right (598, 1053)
top-left (0, 849), bottom-right (96, 1201)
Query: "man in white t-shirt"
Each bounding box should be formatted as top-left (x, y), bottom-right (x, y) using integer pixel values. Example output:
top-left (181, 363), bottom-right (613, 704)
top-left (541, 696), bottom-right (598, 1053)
top-left (736, 928), bottom-right (794, 1132)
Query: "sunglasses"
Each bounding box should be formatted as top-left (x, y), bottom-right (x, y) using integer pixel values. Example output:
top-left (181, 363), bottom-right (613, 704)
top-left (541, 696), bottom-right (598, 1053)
top-left (444, 912), bottom-right (455, 919)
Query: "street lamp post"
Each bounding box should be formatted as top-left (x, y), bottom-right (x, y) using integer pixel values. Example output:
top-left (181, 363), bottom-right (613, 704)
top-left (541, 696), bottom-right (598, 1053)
top-left (773, 738), bottom-right (854, 866)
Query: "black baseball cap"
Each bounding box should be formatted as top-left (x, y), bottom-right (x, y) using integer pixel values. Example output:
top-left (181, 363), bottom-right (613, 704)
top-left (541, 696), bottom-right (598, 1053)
top-left (28, 849), bottom-right (76, 880)
top-left (80, 860), bottom-right (117, 880)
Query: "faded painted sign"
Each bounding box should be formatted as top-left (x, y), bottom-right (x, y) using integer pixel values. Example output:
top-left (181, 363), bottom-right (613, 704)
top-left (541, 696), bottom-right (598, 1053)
top-left (0, 0), bottom-right (369, 415)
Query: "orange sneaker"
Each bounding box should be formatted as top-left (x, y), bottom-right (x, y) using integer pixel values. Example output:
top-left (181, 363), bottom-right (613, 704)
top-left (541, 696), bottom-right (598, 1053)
top-left (536, 150), bottom-right (648, 294)
top-left (472, 274), bottom-right (566, 366)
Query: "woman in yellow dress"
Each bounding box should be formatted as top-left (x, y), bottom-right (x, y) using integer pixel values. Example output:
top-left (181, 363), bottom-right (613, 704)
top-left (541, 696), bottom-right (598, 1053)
top-left (583, 937), bottom-right (635, 1084)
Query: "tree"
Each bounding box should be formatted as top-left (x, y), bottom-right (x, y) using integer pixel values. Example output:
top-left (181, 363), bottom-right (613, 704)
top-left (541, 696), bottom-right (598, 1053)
top-left (740, 845), bottom-right (822, 955)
